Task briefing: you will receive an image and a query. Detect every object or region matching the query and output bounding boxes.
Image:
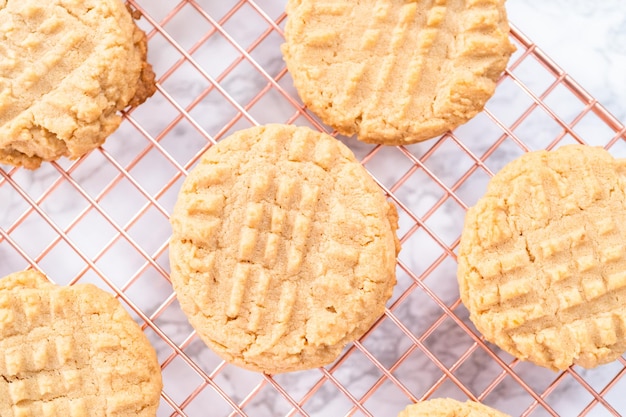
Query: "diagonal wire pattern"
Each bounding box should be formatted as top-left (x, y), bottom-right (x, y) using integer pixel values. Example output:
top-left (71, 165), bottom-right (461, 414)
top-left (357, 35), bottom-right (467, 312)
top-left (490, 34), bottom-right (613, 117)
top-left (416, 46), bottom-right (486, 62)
top-left (0, 2), bottom-right (625, 417)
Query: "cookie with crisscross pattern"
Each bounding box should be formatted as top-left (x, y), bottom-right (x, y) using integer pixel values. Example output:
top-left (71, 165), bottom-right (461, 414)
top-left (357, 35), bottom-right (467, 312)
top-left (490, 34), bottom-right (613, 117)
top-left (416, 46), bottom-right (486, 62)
top-left (0, 0), bottom-right (155, 169)
top-left (458, 145), bottom-right (626, 370)
top-left (282, 0), bottom-right (515, 145)
top-left (169, 124), bottom-right (400, 373)
top-left (0, 270), bottom-right (162, 416)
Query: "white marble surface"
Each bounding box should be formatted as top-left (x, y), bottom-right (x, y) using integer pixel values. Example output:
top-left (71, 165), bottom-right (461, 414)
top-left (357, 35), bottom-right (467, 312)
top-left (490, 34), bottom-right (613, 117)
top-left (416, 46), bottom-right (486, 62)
top-left (1, 1), bottom-right (625, 417)
top-left (508, 0), bottom-right (626, 125)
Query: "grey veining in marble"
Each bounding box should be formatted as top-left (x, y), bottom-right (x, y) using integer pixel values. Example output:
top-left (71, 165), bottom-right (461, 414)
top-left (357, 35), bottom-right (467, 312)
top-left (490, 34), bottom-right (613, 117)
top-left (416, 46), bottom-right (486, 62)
top-left (1, 1), bottom-right (625, 416)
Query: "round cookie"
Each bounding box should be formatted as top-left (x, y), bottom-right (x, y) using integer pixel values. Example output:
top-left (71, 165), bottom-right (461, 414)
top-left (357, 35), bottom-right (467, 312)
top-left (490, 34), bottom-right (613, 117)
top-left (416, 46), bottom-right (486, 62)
top-left (398, 398), bottom-right (511, 417)
top-left (169, 124), bottom-right (400, 373)
top-left (0, 0), bottom-right (156, 169)
top-left (282, 0), bottom-right (515, 145)
top-left (0, 270), bottom-right (162, 416)
top-left (458, 145), bottom-right (626, 371)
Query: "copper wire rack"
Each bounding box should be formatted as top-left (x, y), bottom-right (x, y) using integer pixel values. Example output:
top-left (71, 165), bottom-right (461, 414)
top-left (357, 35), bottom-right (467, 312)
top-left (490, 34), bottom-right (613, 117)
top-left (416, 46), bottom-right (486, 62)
top-left (1, 1), bottom-right (626, 416)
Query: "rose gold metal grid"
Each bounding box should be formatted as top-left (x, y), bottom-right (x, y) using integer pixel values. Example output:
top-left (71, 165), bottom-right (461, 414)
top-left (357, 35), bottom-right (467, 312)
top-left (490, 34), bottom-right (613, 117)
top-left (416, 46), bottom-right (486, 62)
top-left (1, 1), bottom-right (626, 416)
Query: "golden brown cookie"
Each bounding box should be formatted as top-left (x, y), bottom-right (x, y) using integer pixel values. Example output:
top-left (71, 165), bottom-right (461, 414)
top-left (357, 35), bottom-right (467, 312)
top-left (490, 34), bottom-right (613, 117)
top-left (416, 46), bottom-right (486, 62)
top-left (169, 124), bottom-right (400, 373)
top-left (282, 0), bottom-right (515, 145)
top-left (0, 270), bottom-right (162, 416)
top-left (0, 0), bottom-right (156, 169)
top-left (398, 398), bottom-right (511, 417)
top-left (458, 145), bottom-right (626, 371)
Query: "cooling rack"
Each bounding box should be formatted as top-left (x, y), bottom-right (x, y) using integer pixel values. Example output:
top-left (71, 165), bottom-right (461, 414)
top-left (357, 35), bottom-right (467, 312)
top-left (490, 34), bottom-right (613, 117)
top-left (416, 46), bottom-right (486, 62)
top-left (1, 1), bottom-right (626, 416)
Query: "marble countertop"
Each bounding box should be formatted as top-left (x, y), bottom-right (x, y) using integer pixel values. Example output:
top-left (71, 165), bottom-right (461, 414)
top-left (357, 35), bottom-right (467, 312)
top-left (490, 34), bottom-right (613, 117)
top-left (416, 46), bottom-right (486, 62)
top-left (508, 0), bottom-right (626, 124)
top-left (1, 1), bottom-right (625, 416)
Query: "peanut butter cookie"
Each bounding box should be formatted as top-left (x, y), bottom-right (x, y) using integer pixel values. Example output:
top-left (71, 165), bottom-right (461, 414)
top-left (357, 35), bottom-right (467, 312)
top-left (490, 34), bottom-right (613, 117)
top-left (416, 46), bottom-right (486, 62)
top-left (399, 398), bottom-right (511, 417)
top-left (282, 0), bottom-right (515, 145)
top-left (0, 0), bottom-right (156, 169)
top-left (458, 145), bottom-right (626, 370)
top-left (169, 124), bottom-right (400, 373)
top-left (0, 270), bottom-right (162, 416)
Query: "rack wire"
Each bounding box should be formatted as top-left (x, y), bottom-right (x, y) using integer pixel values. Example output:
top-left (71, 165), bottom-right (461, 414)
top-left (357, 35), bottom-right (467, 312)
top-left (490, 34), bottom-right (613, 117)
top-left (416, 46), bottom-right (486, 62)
top-left (1, 1), bottom-right (626, 416)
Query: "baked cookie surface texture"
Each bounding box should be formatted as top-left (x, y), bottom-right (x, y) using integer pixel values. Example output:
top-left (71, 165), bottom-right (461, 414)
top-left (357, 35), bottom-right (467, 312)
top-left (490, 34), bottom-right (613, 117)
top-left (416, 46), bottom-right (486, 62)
top-left (0, 270), bottom-right (162, 416)
top-left (0, 0), bottom-right (156, 169)
top-left (458, 145), bottom-right (626, 371)
top-left (398, 398), bottom-right (511, 417)
top-left (169, 124), bottom-right (400, 373)
top-left (282, 0), bottom-right (515, 145)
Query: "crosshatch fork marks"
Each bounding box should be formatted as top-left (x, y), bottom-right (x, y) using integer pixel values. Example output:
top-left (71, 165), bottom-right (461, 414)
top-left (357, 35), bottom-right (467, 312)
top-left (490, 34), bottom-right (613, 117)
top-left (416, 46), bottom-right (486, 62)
top-left (458, 146), bottom-right (626, 371)
top-left (283, 0), bottom-right (515, 144)
top-left (0, 2), bottom-right (93, 125)
top-left (0, 271), bottom-right (162, 416)
top-left (2, 0), bottom-right (625, 413)
top-left (169, 124), bottom-right (399, 373)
